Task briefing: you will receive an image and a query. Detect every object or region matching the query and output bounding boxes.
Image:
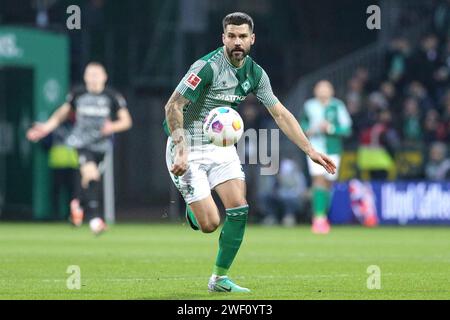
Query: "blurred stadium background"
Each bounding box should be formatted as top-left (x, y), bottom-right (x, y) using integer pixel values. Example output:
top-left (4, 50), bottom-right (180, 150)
top-left (2, 0), bottom-right (450, 301)
top-left (0, 0), bottom-right (448, 225)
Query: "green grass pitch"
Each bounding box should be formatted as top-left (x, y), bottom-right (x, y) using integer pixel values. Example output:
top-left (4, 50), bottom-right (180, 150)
top-left (0, 222), bottom-right (449, 299)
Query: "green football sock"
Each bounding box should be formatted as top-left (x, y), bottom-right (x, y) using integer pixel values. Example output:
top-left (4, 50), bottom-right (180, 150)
top-left (186, 204), bottom-right (199, 230)
top-left (312, 187), bottom-right (330, 218)
top-left (213, 205), bottom-right (249, 276)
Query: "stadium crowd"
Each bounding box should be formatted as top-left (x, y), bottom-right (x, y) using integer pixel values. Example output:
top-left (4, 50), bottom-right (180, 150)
top-left (243, 33), bottom-right (450, 181)
top-left (241, 18), bottom-right (450, 225)
top-left (344, 31), bottom-right (450, 181)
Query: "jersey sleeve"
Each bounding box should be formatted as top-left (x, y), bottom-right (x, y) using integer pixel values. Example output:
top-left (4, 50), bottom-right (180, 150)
top-left (175, 60), bottom-right (213, 103)
top-left (330, 101), bottom-right (352, 137)
top-left (253, 69), bottom-right (279, 108)
top-left (111, 92), bottom-right (128, 114)
top-left (65, 87), bottom-right (81, 110)
top-left (300, 101), bottom-right (311, 131)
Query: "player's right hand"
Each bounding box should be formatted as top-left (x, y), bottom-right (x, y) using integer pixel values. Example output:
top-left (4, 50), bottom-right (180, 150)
top-left (170, 144), bottom-right (188, 176)
top-left (26, 123), bottom-right (50, 142)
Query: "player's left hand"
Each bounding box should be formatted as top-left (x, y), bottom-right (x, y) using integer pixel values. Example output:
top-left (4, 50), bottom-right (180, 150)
top-left (26, 122), bottom-right (51, 142)
top-left (101, 120), bottom-right (115, 136)
top-left (319, 121), bottom-right (331, 133)
top-left (308, 149), bottom-right (336, 174)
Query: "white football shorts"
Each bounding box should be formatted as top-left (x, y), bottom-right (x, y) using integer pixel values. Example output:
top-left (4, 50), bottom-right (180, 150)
top-left (166, 137), bottom-right (245, 204)
top-left (307, 154), bottom-right (341, 181)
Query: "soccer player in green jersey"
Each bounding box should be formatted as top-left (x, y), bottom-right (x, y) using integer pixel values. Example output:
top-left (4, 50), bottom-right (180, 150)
top-left (164, 12), bottom-right (336, 293)
top-left (301, 81), bottom-right (352, 234)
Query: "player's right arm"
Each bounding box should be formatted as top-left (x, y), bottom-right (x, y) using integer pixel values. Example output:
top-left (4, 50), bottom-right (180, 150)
top-left (164, 91), bottom-right (190, 176)
top-left (26, 103), bottom-right (71, 142)
top-left (165, 60), bottom-right (213, 176)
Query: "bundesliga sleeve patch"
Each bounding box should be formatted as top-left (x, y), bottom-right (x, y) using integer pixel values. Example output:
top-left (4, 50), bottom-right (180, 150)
top-left (184, 73), bottom-right (202, 90)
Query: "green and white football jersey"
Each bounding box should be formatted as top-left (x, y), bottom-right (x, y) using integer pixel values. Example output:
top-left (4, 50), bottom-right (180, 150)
top-left (163, 46), bottom-right (279, 144)
top-left (300, 98), bottom-right (352, 155)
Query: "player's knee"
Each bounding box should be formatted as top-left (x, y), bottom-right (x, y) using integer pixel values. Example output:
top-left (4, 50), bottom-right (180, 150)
top-left (200, 224), bottom-right (215, 233)
top-left (80, 163), bottom-right (100, 188)
top-left (228, 199), bottom-right (248, 209)
top-left (312, 176), bottom-right (328, 189)
top-left (200, 218), bottom-right (220, 233)
top-left (81, 163), bottom-right (100, 180)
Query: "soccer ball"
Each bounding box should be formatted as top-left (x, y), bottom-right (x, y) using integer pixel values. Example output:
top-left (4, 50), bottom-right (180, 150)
top-left (89, 217), bottom-right (106, 235)
top-left (203, 107), bottom-right (244, 147)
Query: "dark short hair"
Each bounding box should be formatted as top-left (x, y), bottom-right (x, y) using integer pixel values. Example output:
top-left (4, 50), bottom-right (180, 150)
top-left (85, 61), bottom-right (106, 72)
top-left (222, 12), bottom-right (254, 32)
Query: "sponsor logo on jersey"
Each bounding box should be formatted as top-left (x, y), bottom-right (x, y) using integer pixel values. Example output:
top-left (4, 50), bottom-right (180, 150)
top-left (185, 73), bottom-right (202, 90)
top-left (214, 94), bottom-right (246, 103)
top-left (77, 105), bottom-right (110, 117)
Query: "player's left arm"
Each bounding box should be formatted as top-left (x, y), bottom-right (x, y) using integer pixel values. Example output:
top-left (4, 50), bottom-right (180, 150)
top-left (254, 69), bottom-right (336, 174)
top-left (267, 102), bottom-right (336, 174)
top-left (102, 93), bottom-right (133, 136)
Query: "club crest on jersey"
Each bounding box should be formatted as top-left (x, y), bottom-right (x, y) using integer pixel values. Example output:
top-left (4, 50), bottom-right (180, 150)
top-left (241, 79), bottom-right (251, 93)
top-left (185, 73), bottom-right (202, 90)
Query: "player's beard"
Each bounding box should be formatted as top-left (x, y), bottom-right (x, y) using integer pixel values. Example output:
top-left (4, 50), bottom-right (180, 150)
top-left (226, 46), bottom-right (249, 64)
